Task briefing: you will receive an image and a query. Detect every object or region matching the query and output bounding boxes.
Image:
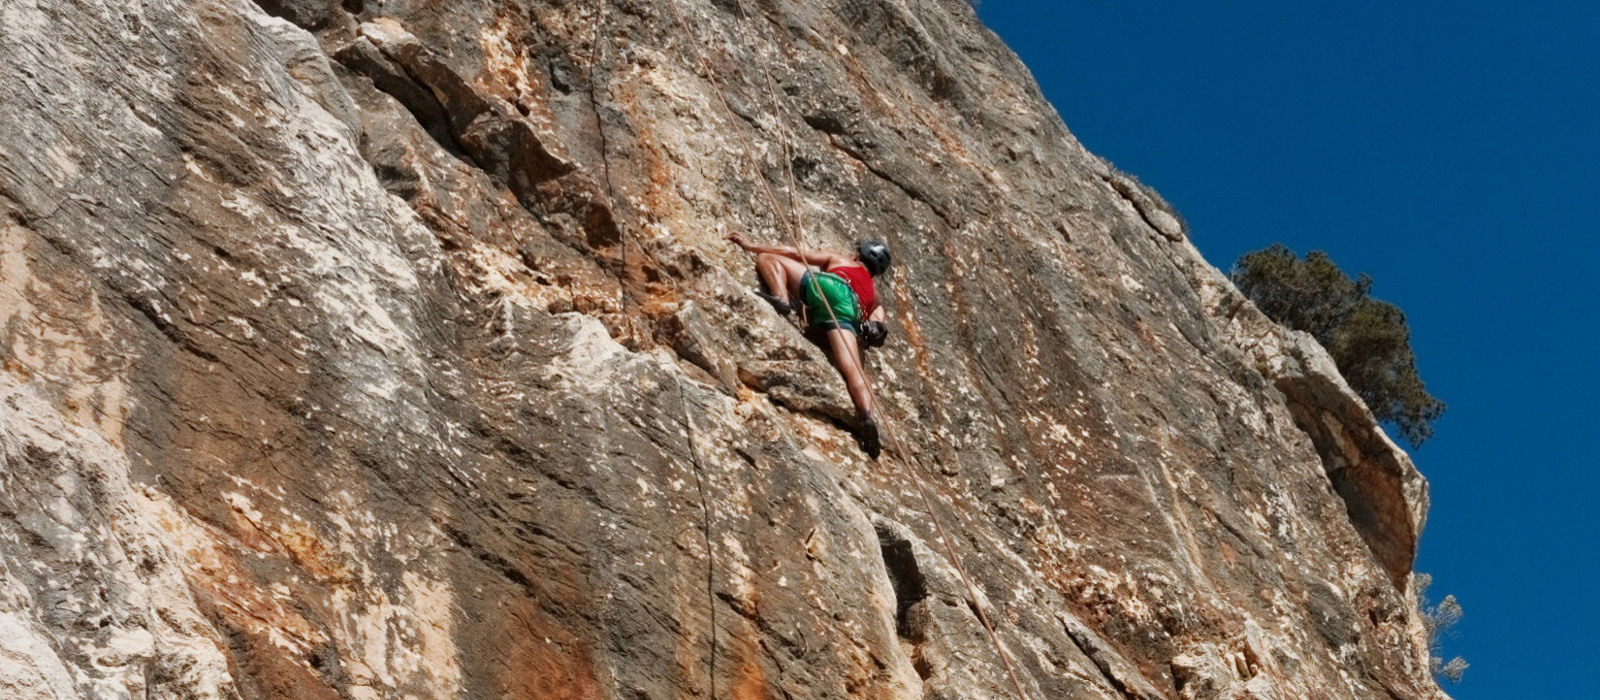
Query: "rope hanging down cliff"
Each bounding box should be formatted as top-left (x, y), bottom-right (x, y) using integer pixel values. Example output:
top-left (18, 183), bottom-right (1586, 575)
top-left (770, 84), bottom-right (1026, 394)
top-left (662, 1), bottom-right (1036, 698)
top-left (587, 2), bottom-right (719, 696)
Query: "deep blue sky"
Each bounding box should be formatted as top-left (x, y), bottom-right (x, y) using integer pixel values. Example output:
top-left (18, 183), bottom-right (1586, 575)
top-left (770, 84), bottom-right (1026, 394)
top-left (977, 3), bottom-right (1598, 696)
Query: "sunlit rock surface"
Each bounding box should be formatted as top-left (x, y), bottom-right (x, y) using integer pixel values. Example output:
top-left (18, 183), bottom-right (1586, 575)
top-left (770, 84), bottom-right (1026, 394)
top-left (0, 0), bottom-right (1446, 697)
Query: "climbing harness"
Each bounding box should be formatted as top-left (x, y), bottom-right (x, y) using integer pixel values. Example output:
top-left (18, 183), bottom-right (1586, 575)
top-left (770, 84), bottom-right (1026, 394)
top-left (662, 2), bottom-right (1036, 698)
top-left (798, 270), bottom-right (863, 330)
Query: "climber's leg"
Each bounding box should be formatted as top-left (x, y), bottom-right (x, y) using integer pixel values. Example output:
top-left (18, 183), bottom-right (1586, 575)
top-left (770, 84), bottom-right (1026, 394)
top-left (754, 253), bottom-right (807, 312)
top-left (825, 328), bottom-right (873, 417)
top-left (832, 329), bottom-right (883, 412)
top-left (825, 327), bottom-right (880, 457)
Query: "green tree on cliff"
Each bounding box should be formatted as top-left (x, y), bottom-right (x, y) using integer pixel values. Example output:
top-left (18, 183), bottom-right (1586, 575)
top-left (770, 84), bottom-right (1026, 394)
top-left (1231, 244), bottom-right (1445, 447)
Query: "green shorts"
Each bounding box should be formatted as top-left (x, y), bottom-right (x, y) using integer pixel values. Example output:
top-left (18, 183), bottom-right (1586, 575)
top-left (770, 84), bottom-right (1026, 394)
top-left (799, 271), bottom-right (861, 332)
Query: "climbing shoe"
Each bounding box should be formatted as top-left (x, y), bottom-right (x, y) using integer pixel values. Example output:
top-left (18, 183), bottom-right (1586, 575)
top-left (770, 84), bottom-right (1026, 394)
top-left (756, 291), bottom-right (793, 316)
top-left (858, 416), bottom-right (881, 460)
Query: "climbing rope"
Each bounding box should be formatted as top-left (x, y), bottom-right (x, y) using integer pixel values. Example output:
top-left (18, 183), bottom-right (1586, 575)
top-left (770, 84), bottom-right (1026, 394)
top-left (578, 1), bottom-right (1034, 695)
top-left (584, 1), bottom-right (640, 347)
top-left (674, 371), bottom-right (719, 698)
top-left (663, 2), bottom-right (1035, 698)
top-left (587, 2), bottom-right (718, 695)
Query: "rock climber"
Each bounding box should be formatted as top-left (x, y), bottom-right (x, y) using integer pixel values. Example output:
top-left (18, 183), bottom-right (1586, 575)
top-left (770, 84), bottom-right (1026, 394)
top-left (728, 232), bottom-right (892, 458)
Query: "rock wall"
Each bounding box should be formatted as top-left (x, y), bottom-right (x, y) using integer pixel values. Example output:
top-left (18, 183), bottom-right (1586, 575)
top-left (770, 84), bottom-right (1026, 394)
top-left (0, 0), bottom-right (1446, 698)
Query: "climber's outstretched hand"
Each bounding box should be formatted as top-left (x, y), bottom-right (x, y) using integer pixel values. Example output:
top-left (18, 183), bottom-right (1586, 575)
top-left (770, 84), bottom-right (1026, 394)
top-left (727, 231), bottom-right (752, 251)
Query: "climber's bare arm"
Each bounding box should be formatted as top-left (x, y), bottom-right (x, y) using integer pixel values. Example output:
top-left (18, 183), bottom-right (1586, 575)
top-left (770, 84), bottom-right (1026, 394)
top-left (728, 232), bottom-right (844, 267)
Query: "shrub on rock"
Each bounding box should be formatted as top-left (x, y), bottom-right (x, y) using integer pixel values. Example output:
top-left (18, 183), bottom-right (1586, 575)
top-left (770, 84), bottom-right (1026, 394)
top-left (1232, 244), bottom-right (1445, 447)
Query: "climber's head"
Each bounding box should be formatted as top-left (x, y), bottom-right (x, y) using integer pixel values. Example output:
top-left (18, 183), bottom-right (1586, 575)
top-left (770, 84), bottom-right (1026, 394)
top-left (856, 240), bottom-right (892, 277)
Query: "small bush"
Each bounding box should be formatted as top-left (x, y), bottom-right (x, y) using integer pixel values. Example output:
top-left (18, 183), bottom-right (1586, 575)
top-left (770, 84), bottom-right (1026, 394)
top-left (1415, 573), bottom-right (1468, 684)
top-left (1231, 244), bottom-right (1445, 447)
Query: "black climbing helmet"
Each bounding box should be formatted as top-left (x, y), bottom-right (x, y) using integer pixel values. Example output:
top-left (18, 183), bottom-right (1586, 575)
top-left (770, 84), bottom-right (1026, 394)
top-left (857, 240), bottom-right (892, 277)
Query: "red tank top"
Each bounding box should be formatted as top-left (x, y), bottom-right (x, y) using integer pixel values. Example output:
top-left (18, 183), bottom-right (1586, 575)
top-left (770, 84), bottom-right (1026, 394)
top-left (830, 264), bottom-right (876, 316)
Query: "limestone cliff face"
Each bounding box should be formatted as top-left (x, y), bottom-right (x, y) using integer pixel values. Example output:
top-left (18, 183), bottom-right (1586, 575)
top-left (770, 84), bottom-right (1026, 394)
top-left (0, 0), bottom-right (1446, 698)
